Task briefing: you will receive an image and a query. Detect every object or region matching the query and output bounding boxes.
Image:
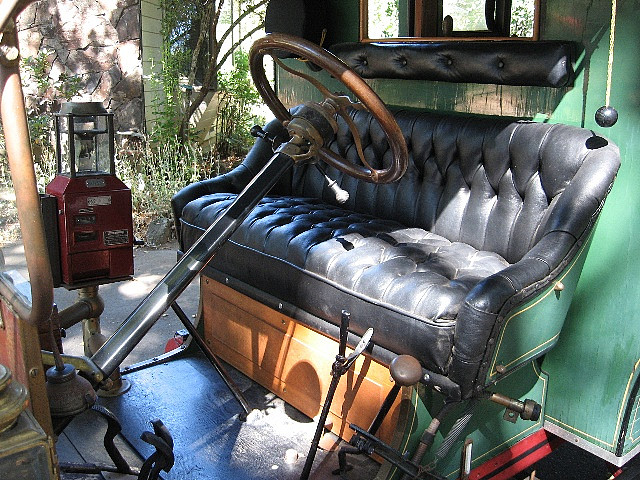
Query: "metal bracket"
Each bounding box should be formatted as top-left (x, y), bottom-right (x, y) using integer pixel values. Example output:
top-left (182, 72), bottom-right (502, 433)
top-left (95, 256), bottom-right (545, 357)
top-left (503, 407), bottom-right (519, 423)
top-left (40, 350), bottom-right (104, 383)
top-left (346, 424), bottom-right (445, 479)
top-left (139, 419), bottom-right (175, 480)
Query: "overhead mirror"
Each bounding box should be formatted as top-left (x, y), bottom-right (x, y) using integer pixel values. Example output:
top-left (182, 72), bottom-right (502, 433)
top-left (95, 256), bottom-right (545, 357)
top-left (361, 0), bottom-right (538, 41)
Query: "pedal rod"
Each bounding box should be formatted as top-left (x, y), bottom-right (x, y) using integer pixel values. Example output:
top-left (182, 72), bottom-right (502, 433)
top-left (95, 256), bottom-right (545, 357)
top-left (170, 301), bottom-right (251, 416)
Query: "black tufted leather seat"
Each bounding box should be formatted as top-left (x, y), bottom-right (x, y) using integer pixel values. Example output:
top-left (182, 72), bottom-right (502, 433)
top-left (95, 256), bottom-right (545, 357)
top-left (172, 109), bottom-right (619, 397)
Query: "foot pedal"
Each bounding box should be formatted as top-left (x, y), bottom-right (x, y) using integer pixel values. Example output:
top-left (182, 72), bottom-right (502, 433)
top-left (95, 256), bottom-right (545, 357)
top-left (139, 419), bottom-right (174, 480)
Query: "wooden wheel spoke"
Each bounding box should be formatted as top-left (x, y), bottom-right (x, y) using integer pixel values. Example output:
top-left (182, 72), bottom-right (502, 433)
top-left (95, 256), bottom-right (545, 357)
top-left (273, 57), bottom-right (334, 99)
top-left (338, 109), bottom-right (374, 174)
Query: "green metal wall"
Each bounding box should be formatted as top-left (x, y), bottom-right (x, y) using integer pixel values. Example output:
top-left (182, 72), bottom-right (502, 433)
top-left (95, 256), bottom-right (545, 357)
top-left (279, 0), bottom-right (640, 465)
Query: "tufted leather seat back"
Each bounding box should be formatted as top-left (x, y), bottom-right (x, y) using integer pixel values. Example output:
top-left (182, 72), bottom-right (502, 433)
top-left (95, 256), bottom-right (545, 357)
top-left (172, 108), bottom-right (619, 397)
top-left (290, 109), bottom-right (602, 265)
top-left (330, 42), bottom-right (575, 87)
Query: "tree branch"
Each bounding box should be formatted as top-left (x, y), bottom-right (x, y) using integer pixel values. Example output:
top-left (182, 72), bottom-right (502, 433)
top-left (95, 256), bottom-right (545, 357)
top-left (210, 0), bottom-right (225, 38)
top-left (214, 21), bottom-right (264, 73)
top-left (183, 21), bottom-right (264, 129)
top-left (187, 1), bottom-right (213, 86)
top-left (217, 0), bottom-right (268, 49)
top-left (201, 2), bottom-right (266, 92)
top-left (178, 0), bottom-right (267, 141)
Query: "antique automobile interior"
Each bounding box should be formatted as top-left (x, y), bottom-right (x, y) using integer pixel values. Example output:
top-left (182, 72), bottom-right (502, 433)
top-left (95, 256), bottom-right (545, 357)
top-left (170, 35), bottom-right (620, 480)
top-left (0, 0), bottom-right (632, 479)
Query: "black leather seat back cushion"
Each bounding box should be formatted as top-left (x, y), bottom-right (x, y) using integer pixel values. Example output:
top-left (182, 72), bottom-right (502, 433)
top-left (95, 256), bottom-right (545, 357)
top-left (291, 109), bottom-right (589, 265)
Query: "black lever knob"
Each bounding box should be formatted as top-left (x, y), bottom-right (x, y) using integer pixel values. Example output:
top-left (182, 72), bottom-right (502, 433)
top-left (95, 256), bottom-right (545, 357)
top-left (250, 125), bottom-right (266, 139)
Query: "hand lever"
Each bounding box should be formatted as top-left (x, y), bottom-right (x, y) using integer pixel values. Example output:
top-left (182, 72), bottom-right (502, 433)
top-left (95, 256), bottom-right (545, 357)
top-left (389, 354), bottom-right (423, 387)
top-left (250, 125), bottom-right (284, 151)
top-left (342, 327), bottom-right (373, 372)
top-left (300, 311), bottom-right (373, 480)
top-left (314, 164), bottom-right (349, 204)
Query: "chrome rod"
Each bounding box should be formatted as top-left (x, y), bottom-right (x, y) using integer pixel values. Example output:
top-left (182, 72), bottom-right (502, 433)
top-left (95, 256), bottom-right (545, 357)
top-left (91, 151), bottom-right (294, 379)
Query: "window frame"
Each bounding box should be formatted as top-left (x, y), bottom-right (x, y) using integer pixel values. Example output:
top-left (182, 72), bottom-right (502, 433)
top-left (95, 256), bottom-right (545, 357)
top-left (359, 0), bottom-right (541, 42)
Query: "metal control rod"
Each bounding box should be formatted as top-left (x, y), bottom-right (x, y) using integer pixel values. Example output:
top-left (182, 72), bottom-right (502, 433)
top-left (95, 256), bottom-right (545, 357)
top-left (91, 146), bottom-right (298, 380)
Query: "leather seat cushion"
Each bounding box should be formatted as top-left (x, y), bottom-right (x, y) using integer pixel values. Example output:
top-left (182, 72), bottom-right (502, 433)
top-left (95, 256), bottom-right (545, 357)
top-left (181, 194), bottom-right (510, 372)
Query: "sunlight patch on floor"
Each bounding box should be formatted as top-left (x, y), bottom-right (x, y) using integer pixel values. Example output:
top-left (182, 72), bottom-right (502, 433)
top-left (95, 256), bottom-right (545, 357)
top-left (118, 273), bottom-right (164, 298)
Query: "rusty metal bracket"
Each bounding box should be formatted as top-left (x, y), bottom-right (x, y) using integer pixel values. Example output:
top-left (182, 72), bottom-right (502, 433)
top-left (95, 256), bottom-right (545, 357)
top-left (139, 419), bottom-right (174, 480)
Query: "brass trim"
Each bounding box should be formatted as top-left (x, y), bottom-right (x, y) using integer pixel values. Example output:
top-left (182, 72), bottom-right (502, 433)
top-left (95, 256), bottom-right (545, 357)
top-left (40, 351), bottom-right (104, 384)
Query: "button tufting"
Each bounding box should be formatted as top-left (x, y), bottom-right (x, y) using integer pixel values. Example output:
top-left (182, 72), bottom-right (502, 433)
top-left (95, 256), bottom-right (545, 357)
top-left (398, 57), bottom-right (408, 67)
top-left (498, 60), bottom-right (505, 68)
top-left (446, 57), bottom-right (453, 66)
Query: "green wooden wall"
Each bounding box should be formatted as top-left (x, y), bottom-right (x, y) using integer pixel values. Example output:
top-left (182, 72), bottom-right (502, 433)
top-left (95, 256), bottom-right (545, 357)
top-left (141, 0), bottom-right (163, 130)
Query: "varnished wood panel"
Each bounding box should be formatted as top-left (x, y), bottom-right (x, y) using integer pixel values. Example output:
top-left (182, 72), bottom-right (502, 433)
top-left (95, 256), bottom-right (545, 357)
top-left (201, 278), bottom-right (400, 443)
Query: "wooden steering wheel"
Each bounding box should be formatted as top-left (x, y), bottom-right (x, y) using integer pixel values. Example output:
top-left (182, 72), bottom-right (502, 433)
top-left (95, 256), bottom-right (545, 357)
top-left (249, 33), bottom-right (408, 184)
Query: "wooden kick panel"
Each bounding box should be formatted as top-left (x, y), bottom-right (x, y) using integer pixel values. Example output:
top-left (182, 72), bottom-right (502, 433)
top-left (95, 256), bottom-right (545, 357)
top-left (201, 278), bottom-right (400, 443)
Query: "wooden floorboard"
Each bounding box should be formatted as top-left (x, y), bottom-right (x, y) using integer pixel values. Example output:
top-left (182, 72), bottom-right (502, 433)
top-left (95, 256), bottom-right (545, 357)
top-left (57, 404), bottom-right (144, 480)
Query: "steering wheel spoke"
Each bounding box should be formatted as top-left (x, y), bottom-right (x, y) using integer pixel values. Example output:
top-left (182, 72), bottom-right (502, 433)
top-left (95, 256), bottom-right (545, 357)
top-left (336, 109), bottom-right (374, 173)
top-left (250, 33), bottom-right (407, 184)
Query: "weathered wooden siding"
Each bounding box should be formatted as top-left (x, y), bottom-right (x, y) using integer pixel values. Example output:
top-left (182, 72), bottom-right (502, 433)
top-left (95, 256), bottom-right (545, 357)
top-left (141, 0), bottom-right (164, 130)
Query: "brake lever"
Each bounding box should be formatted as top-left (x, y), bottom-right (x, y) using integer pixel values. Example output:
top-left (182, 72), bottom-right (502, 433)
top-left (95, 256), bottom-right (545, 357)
top-left (341, 327), bottom-right (374, 372)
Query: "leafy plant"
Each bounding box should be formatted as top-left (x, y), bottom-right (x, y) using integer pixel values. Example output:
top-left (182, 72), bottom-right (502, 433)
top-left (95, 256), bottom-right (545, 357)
top-left (117, 135), bottom-right (219, 236)
top-left (146, 46), bottom-right (191, 143)
top-left (159, 0), bottom-right (268, 142)
top-left (213, 49), bottom-right (263, 158)
top-left (20, 50), bottom-right (82, 168)
top-left (511, 0), bottom-right (535, 37)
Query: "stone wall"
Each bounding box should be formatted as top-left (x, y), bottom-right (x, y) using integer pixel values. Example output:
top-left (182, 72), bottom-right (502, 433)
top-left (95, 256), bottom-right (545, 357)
top-left (17, 0), bottom-right (144, 133)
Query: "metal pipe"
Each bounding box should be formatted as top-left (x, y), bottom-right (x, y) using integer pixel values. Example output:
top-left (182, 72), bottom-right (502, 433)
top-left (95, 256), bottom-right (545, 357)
top-left (91, 150), bottom-right (295, 379)
top-left (0, 24), bottom-right (53, 328)
top-left (400, 401), bottom-right (459, 480)
top-left (58, 288), bottom-right (105, 330)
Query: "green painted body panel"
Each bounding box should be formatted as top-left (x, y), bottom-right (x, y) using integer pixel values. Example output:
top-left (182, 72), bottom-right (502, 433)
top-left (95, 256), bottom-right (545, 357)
top-left (377, 362), bottom-right (548, 478)
top-left (486, 236), bottom-right (593, 385)
top-left (276, 0), bottom-right (640, 467)
top-left (540, 0), bottom-right (640, 462)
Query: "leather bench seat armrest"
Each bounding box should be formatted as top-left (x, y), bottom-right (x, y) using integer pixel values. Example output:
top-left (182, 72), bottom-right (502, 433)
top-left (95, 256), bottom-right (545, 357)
top-left (171, 118), bottom-right (291, 243)
top-left (449, 230), bottom-right (575, 396)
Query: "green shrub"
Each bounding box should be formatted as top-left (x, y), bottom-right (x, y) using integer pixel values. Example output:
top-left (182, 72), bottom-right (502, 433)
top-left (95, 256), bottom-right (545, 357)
top-left (214, 50), bottom-right (264, 158)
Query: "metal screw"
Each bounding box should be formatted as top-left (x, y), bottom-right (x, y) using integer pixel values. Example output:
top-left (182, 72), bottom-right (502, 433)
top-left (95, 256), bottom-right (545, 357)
top-left (29, 368), bottom-right (39, 378)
